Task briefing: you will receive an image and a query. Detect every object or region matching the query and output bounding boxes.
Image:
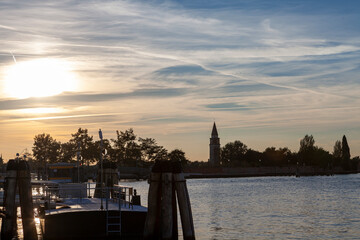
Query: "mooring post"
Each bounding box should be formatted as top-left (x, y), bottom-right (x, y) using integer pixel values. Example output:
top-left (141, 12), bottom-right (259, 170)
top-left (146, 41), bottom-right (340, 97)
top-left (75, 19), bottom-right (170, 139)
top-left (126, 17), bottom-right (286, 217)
top-left (1, 159), bottom-right (18, 240)
top-left (18, 160), bottom-right (38, 240)
top-left (143, 161), bottom-right (162, 239)
top-left (161, 161), bottom-right (173, 240)
top-left (172, 166), bottom-right (178, 240)
top-left (144, 160), bottom-right (195, 240)
top-left (174, 166), bottom-right (196, 240)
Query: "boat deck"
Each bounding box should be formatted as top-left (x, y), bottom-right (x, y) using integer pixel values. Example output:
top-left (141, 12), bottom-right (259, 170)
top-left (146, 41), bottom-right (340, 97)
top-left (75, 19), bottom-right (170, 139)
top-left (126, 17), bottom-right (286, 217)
top-left (46, 197), bottom-right (147, 215)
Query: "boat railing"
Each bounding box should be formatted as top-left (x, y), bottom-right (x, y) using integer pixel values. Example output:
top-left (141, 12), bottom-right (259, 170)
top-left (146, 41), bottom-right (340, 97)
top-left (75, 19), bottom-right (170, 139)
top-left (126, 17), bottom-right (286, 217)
top-left (43, 183), bottom-right (135, 212)
top-left (0, 180), bottom-right (58, 207)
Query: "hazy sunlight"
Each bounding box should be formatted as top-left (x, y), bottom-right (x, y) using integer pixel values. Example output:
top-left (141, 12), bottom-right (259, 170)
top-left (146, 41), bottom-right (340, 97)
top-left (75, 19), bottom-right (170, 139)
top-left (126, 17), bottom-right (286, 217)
top-left (4, 58), bottom-right (77, 99)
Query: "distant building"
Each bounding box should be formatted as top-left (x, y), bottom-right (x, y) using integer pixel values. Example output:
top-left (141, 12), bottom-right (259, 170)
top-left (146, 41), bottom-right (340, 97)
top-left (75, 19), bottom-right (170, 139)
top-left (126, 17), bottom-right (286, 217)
top-left (209, 122), bottom-right (221, 166)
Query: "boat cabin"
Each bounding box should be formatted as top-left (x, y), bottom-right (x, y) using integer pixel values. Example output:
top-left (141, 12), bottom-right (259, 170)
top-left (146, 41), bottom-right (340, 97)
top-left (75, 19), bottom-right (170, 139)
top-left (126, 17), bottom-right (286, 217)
top-left (47, 163), bottom-right (76, 183)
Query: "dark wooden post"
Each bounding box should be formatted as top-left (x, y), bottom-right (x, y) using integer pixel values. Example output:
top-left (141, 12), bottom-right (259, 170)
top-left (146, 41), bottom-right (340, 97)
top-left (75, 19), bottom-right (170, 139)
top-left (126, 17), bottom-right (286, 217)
top-left (144, 160), bottom-right (194, 240)
top-left (161, 170), bottom-right (173, 240)
top-left (18, 160), bottom-right (38, 240)
top-left (173, 162), bottom-right (195, 240)
top-left (1, 160), bottom-right (18, 240)
top-left (143, 165), bottom-right (162, 239)
top-left (172, 175), bottom-right (178, 240)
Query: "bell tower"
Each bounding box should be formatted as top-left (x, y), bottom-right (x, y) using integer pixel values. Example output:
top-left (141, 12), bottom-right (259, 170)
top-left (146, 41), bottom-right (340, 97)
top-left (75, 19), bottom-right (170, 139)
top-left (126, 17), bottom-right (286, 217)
top-left (209, 122), bottom-right (220, 166)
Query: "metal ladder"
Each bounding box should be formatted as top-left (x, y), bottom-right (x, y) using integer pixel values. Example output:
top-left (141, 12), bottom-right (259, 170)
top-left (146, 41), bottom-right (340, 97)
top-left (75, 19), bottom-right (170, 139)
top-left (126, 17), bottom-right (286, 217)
top-left (105, 187), bottom-right (122, 236)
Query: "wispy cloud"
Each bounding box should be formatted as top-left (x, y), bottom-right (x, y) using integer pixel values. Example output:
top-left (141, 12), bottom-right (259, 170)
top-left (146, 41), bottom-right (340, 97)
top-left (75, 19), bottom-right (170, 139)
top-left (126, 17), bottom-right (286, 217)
top-left (0, 88), bottom-right (189, 110)
top-left (0, 0), bottom-right (359, 160)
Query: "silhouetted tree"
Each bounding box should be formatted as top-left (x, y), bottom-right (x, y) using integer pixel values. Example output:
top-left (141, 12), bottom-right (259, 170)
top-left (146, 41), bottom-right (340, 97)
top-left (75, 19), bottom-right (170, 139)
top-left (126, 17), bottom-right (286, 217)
top-left (168, 149), bottom-right (189, 166)
top-left (262, 147), bottom-right (292, 166)
top-left (111, 129), bottom-right (141, 166)
top-left (69, 128), bottom-right (97, 165)
top-left (32, 133), bottom-right (61, 179)
top-left (154, 148), bottom-right (169, 161)
top-left (298, 134), bottom-right (316, 165)
top-left (351, 156), bottom-right (360, 170)
top-left (33, 133), bottom-right (61, 163)
top-left (342, 135), bottom-right (351, 170)
top-left (244, 149), bottom-right (262, 167)
top-left (221, 140), bottom-right (248, 166)
top-left (299, 135), bottom-right (315, 152)
top-left (139, 137), bottom-right (164, 162)
top-left (187, 160), bottom-right (209, 168)
top-left (59, 142), bottom-right (76, 162)
top-left (333, 140), bottom-right (342, 158)
top-left (313, 147), bottom-right (332, 168)
top-left (332, 140), bottom-right (342, 166)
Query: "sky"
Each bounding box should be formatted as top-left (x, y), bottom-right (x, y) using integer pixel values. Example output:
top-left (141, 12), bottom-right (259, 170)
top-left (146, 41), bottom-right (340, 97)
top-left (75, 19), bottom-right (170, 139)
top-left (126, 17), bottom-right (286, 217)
top-left (0, 0), bottom-right (359, 162)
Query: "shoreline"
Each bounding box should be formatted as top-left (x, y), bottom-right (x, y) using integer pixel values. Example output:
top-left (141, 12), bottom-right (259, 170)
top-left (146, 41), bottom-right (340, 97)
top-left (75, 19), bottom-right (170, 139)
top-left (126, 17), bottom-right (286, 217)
top-left (117, 166), bottom-right (359, 180)
top-left (183, 166), bottom-right (359, 179)
top-left (183, 171), bottom-right (359, 179)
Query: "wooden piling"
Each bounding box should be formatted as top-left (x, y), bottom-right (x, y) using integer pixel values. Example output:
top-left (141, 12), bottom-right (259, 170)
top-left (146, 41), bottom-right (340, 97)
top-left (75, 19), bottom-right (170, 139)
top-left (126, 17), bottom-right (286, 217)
top-left (144, 160), bottom-right (195, 240)
top-left (143, 172), bottom-right (161, 239)
top-left (18, 160), bottom-right (38, 240)
top-left (1, 160), bottom-right (18, 240)
top-left (172, 175), bottom-right (178, 240)
top-left (161, 172), bottom-right (173, 240)
top-left (174, 172), bottom-right (195, 240)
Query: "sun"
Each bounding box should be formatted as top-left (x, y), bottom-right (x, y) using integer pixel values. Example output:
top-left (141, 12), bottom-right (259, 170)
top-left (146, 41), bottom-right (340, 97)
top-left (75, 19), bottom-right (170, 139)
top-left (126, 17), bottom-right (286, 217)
top-left (3, 58), bottom-right (77, 99)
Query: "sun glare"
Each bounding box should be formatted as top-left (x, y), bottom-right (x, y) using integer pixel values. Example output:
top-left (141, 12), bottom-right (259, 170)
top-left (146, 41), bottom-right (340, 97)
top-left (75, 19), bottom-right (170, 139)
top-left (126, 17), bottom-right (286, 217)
top-left (4, 58), bottom-right (77, 99)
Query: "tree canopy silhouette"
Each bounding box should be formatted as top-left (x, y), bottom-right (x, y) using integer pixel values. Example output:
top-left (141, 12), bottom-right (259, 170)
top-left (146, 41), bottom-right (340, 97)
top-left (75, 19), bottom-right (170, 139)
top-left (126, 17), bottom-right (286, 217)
top-left (342, 135), bottom-right (351, 169)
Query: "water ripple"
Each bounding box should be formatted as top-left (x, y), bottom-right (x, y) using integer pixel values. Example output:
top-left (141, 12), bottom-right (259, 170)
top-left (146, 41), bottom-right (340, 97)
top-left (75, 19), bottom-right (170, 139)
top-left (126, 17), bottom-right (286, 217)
top-left (130, 174), bottom-right (360, 239)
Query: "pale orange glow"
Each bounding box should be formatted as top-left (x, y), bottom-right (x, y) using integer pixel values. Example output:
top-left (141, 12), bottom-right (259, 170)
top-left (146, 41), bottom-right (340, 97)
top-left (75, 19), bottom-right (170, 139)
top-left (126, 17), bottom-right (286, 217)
top-left (4, 58), bottom-right (78, 99)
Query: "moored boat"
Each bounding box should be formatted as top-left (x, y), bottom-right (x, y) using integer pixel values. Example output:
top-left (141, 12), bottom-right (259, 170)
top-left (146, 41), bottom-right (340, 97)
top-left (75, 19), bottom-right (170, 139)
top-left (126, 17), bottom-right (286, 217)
top-left (39, 183), bottom-right (147, 240)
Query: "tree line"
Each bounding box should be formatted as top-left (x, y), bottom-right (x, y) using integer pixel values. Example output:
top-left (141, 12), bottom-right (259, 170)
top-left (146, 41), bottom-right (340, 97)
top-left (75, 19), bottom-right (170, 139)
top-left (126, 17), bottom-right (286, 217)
top-left (10, 129), bottom-right (359, 172)
top-left (30, 128), bottom-right (189, 170)
top-left (220, 134), bottom-right (359, 170)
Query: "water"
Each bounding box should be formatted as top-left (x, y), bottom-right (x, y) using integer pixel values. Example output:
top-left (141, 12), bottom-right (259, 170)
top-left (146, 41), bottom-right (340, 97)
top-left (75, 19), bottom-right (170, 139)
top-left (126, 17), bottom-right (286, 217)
top-left (129, 174), bottom-right (360, 239)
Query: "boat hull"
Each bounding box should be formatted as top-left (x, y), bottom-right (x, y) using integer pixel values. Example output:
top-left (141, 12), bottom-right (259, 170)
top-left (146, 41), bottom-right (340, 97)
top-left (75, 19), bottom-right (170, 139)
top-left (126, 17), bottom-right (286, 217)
top-left (42, 210), bottom-right (146, 240)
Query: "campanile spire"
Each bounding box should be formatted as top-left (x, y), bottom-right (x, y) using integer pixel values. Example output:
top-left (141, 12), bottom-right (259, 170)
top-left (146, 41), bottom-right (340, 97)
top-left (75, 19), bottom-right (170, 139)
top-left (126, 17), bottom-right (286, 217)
top-left (211, 122), bottom-right (218, 138)
top-left (209, 122), bottom-right (220, 166)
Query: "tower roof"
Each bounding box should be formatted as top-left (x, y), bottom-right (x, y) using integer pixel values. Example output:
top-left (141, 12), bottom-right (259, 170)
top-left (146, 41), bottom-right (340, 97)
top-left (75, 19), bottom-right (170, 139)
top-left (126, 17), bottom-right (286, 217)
top-left (211, 122), bottom-right (218, 137)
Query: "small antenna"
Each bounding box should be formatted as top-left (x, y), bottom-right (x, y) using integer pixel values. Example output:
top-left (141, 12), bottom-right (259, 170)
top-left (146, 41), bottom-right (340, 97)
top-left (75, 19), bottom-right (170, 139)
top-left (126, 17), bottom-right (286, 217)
top-left (99, 129), bottom-right (103, 140)
top-left (99, 128), bottom-right (104, 210)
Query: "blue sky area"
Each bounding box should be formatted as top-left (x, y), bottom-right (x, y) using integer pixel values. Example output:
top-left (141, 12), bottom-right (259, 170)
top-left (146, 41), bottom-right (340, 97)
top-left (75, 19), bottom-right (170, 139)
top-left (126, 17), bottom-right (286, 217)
top-left (0, 0), bottom-right (359, 161)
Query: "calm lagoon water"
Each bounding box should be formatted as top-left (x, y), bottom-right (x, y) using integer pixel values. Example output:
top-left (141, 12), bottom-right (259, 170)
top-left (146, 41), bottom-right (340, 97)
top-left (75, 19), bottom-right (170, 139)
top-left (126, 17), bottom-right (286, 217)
top-left (129, 174), bottom-right (360, 240)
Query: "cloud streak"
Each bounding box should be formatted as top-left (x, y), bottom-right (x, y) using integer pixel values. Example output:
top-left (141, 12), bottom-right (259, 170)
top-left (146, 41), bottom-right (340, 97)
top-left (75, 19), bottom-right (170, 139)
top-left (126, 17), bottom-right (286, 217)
top-left (0, 0), bottom-right (359, 160)
top-left (0, 88), bottom-right (189, 110)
